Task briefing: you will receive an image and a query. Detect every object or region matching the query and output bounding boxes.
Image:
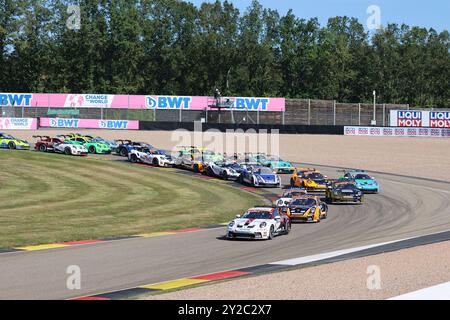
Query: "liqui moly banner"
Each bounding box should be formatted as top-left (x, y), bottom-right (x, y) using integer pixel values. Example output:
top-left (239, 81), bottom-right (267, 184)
top-left (0, 93), bottom-right (285, 112)
top-left (40, 118), bottom-right (139, 130)
top-left (390, 110), bottom-right (450, 128)
top-left (345, 126), bottom-right (450, 138)
top-left (0, 118), bottom-right (38, 130)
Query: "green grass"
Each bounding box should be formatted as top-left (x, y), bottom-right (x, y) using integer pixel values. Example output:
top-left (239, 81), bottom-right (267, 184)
top-left (0, 150), bottom-right (265, 248)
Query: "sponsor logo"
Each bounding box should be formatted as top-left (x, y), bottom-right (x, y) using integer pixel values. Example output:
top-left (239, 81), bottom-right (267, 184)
top-left (49, 118), bottom-right (80, 128)
top-left (419, 129), bottom-right (429, 136)
top-left (395, 128), bottom-right (405, 136)
top-left (370, 128), bottom-right (381, 135)
top-left (383, 128), bottom-right (393, 136)
top-left (358, 128), bottom-right (369, 135)
top-left (345, 127), bottom-right (356, 135)
top-left (0, 93), bottom-right (33, 107)
top-left (430, 112), bottom-right (450, 128)
top-left (0, 117), bottom-right (36, 130)
top-left (233, 98), bottom-right (270, 111)
top-left (99, 120), bottom-right (130, 129)
top-left (397, 111), bottom-right (422, 127)
top-left (145, 96), bottom-right (192, 109)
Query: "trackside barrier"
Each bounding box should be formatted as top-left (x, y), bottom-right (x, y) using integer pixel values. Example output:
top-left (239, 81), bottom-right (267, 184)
top-left (138, 121), bottom-right (344, 135)
top-left (0, 117), bottom-right (38, 130)
top-left (345, 126), bottom-right (450, 138)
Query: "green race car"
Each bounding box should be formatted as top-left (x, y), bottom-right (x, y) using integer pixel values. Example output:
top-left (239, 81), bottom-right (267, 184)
top-left (58, 135), bottom-right (111, 154)
top-left (0, 132), bottom-right (30, 150)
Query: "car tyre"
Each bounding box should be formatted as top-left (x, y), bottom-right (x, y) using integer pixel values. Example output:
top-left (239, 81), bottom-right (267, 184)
top-left (222, 171), bottom-right (228, 180)
top-left (88, 145), bottom-right (96, 154)
top-left (120, 148), bottom-right (128, 157)
top-left (8, 142), bottom-right (16, 149)
top-left (268, 225), bottom-right (275, 240)
top-left (285, 220), bottom-right (291, 234)
top-left (152, 158), bottom-right (159, 166)
top-left (64, 147), bottom-right (72, 155)
top-left (39, 144), bottom-right (47, 152)
top-left (130, 154), bottom-right (138, 163)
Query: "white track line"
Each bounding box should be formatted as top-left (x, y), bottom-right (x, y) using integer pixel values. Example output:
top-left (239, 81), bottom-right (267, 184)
top-left (389, 281), bottom-right (450, 300)
top-left (270, 239), bottom-right (411, 266)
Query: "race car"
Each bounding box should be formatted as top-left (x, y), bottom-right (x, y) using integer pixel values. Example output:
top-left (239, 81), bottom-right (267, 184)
top-left (286, 196), bottom-right (328, 223)
top-left (226, 207), bottom-right (291, 240)
top-left (325, 181), bottom-right (364, 204)
top-left (203, 161), bottom-right (244, 180)
top-left (275, 188), bottom-right (308, 207)
top-left (116, 140), bottom-right (153, 157)
top-left (339, 170), bottom-right (379, 193)
top-left (54, 142), bottom-right (88, 156)
top-left (239, 165), bottom-right (281, 188)
top-left (0, 133), bottom-right (30, 150)
top-left (33, 136), bottom-right (65, 152)
top-left (302, 171), bottom-right (329, 192)
top-left (255, 154), bottom-right (294, 174)
top-left (83, 135), bottom-right (119, 153)
top-left (59, 135), bottom-right (111, 154)
top-left (290, 168), bottom-right (317, 187)
top-left (173, 147), bottom-right (216, 173)
top-left (128, 147), bottom-right (174, 167)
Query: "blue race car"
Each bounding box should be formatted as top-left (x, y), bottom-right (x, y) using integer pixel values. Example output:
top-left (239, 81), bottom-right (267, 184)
top-left (115, 140), bottom-right (154, 157)
top-left (239, 165), bottom-right (281, 188)
top-left (339, 170), bottom-right (379, 193)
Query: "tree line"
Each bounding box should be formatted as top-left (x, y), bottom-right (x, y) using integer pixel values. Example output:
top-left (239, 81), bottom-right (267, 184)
top-left (1, 0), bottom-right (449, 107)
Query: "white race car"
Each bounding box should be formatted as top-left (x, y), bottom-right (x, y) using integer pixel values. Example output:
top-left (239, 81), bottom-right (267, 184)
top-left (128, 148), bottom-right (174, 167)
top-left (227, 207), bottom-right (291, 240)
top-left (203, 162), bottom-right (243, 180)
top-left (275, 188), bottom-right (308, 207)
top-left (54, 143), bottom-right (88, 156)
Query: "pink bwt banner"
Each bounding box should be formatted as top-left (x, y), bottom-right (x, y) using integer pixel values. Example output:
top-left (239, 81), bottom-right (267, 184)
top-left (0, 118), bottom-right (38, 130)
top-left (0, 93), bottom-right (285, 112)
top-left (40, 118), bottom-right (139, 130)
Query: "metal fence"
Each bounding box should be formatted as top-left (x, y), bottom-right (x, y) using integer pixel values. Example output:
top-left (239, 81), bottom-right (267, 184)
top-left (1, 99), bottom-right (409, 126)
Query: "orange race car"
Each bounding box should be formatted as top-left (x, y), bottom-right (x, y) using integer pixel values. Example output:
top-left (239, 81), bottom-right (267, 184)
top-left (290, 168), bottom-right (317, 187)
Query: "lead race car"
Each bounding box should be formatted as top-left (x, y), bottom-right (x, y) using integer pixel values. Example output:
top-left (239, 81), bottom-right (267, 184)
top-left (128, 147), bottom-right (174, 167)
top-left (338, 170), bottom-right (379, 193)
top-left (227, 207), bottom-right (291, 240)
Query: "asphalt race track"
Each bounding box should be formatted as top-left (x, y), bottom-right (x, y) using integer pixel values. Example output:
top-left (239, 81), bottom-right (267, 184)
top-left (1, 162), bottom-right (450, 299)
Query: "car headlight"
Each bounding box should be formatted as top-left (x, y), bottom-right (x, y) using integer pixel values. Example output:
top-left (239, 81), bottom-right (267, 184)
top-left (257, 175), bottom-right (264, 182)
top-left (228, 221), bottom-right (235, 228)
top-left (259, 222), bottom-right (267, 228)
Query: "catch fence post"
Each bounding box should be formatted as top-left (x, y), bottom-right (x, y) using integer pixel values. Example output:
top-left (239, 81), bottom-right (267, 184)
top-left (383, 104), bottom-right (386, 126)
top-left (308, 99), bottom-right (311, 125)
top-left (358, 103), bottom-right (361, 126)
top-left (333, 100), bottom-right (336, 125)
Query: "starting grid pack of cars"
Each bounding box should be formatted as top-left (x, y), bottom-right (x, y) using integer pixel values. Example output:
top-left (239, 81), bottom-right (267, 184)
top-left (1, 131), bottom-right (380, 240)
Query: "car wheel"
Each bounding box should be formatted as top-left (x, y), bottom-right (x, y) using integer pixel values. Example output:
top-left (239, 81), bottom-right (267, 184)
top-left (152, 158), bottom-right (159, 166)
top-left (39, 144), bottom-right (47, 152)
top-left (268, 225), bottom-right (275, 240)
top-left (239, 175), bottom-right (244, 184)
top-left (285, 220), bottom-right (291, 234)
top-left (8, 142), bottom-right (16, 149)
top-left (88, 145), bottom-right (96, 154)
top-left (130, 154), bottom-right (138, 163)
top-left (290, 179), bottom-right (295, 188)
top-left (64, 147), bottom-right (72, 155)
top-left (222, 171), bottom-right (228, 180)
top-left (120, 148), bottom-right (128, 157)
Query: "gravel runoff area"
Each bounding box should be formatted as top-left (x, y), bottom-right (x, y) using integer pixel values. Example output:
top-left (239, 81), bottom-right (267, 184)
top-left (144, 239), bottom-right (450, 300)
top-left (6, 129), bottom-right (450, 182)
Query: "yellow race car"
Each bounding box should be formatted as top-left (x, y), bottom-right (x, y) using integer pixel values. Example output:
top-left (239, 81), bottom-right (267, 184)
top-left (302, 171), bottom-right (329, 192)
top-left (286, 196), bottom-right (328, 223)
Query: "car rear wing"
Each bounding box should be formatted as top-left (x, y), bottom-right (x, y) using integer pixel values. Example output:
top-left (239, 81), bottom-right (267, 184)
top-left (115, 139), bottom-right (132, 145)
top-left (32, 135), bottom-right (51, 140)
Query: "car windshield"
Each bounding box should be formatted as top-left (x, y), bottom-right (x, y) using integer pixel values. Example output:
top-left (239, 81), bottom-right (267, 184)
top-left (284, 191), bottom-right (305, 198)
top-left (223, 163), bottom-right (241, 169)
top-left (267, 156), bottom-right (282, 161)
top-left (291, 198), bottom-right (316, 207)
top-left (354, 174), bottom-right (372, 180)
top-left (306, 172), bottom-right (324, 180)
top-left (335, 184), bottom-right (357, 190)
top-left (242, 211), bottom-right (272, 219)
top-left (255, 167), bottom-right (273, 175)
top-left (1, 134), bottom-right (14, 139)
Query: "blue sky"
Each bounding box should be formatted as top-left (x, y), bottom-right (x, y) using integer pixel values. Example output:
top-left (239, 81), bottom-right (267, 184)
top-left (189, 0), bottom-right (450, 32)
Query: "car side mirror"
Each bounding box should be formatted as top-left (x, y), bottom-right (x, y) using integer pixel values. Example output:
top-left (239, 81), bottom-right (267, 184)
top-left (275, 216), bottom-right (281, 221)
top-left (236, 214), bottom-right (241, 218)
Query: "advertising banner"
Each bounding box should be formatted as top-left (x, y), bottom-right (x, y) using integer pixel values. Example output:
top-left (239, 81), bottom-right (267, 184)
top-left (0, 118), bottom-right (38, 130)
top-left (39, 118), bottom-right (139, 130)
top-left (390, 110), bottom-right (450, 128)
top-left (345, 126), bottom-right (450, 138)
top-left (0, 93), bottom-right (285, 112)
